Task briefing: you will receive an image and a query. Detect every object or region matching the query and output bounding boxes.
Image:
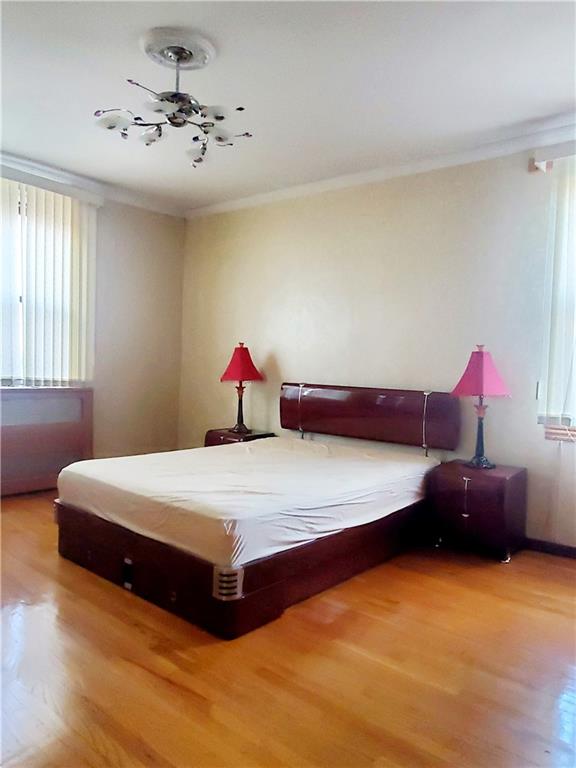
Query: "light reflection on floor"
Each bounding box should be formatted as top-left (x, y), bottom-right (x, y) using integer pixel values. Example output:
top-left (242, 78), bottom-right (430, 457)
top-left (3, 600), bottom-right (71, 764)
top-left (556, 672), bottom-right (576, 748)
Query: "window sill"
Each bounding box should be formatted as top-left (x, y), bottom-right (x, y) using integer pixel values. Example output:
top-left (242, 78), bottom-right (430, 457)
top-left (1, 384), bottom-right (91, 391)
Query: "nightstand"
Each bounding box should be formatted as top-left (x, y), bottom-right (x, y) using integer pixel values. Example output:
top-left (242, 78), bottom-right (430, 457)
top-left (427, 460), bottom-right (527, 562)
top-left (204, 429), bottom-right (275, 447)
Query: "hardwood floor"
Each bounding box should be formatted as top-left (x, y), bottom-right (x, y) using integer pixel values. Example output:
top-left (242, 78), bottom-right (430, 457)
top-left (2, 492), bottom-right (575, 768)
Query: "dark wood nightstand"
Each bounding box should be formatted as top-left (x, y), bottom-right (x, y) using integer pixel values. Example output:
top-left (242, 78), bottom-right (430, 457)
top-left (204, 429), bottom-right (276, 447)
top-left (427, 460), bottom-right (527, 562)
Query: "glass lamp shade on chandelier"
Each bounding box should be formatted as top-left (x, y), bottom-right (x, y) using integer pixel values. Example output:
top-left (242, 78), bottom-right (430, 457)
top-left (220, 343), bottom-right (264, 434)
top-left (94, 28), bottom-right (252, 167)
top-left (451, 345), bottom-right (510, 469)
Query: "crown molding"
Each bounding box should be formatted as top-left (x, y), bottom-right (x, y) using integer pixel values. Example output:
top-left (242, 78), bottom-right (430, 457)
top-left (0, 153), bottom-right (186, 218)
top-left (186, 118), bottom-right (576, 220)
top-left (533, 140), bottom-right (576, 164)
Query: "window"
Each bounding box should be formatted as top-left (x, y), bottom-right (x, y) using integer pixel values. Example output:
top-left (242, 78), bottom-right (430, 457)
top-left (1, 179), bottom-right (96, 386)
top-left (538, 156), bottom-right (576, 439)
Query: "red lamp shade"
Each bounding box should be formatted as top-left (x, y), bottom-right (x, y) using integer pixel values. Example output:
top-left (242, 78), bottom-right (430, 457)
top-left (220, 343), bottom-right (263, 383)
top-left (452, 345), bottom-right (509, 397)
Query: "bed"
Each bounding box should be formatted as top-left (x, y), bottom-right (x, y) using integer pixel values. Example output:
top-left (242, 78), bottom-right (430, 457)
top-left (56, 383), bottom-right (460, 638)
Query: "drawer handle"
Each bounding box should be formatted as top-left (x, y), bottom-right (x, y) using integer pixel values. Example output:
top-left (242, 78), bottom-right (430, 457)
top-left (462, 477), bottom-right (471, 518)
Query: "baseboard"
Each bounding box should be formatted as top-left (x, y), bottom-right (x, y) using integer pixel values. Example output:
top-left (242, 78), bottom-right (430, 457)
top-left (525, 538), bottom-right (576, 559)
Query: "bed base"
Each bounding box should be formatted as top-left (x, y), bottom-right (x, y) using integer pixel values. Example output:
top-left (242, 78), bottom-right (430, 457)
top-left (55, 500), bottom-right (427, 639)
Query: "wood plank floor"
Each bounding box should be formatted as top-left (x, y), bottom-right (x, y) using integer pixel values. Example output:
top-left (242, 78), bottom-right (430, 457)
top-left (2, 492), bottom-right (575, 768)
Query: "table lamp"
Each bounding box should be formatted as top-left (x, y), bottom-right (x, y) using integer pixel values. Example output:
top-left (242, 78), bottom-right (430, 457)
top-left (220, 342), bottom-right (264, 433)
top-left (451, 345), bottom-right (510, 469)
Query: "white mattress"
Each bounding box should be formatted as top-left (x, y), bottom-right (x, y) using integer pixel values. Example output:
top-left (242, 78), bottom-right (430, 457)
top-left (58, 437), bottom-right (439, 567)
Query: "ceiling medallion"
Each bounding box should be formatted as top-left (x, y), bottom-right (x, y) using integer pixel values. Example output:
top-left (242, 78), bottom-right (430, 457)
top-left (94, 27), bottom-right (252, 168)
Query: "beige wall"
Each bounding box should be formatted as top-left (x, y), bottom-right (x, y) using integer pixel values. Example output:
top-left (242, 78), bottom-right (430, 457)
top-left (94, 202), bottom-right (185, 458)
top-left (179, 151), bottom-right (574, 546)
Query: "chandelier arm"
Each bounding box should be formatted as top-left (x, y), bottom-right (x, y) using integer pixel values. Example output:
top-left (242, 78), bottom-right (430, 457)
top-left (131, 121), bottom-right (169, 127)
top-left (175, 60), bottom-right (181, 93)
top-left (96, 108), bottom-right (138, 117)
top-left (126, 79), bottom-right (160, 97)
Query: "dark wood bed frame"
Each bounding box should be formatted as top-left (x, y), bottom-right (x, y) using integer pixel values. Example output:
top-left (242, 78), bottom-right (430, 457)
top-left (56, 383), bottom-right (460, 639)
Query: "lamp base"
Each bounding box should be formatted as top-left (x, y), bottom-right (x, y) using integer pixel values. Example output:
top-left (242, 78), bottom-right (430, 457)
top-left (231, 424), bottom-right (251, 435)
top-left (466, 411), bottom-right (495, 469)
top-left (231, 382), bottom-right (251, 434)
top-left (465, 455), bottom-right (496, 470)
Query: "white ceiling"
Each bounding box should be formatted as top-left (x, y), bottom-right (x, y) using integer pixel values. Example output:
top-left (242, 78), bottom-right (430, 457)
top-left (2, 1), bottom-right (575, 215)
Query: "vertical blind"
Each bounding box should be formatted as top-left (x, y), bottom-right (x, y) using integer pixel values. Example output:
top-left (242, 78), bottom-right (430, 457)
top-left (1, 178), bottom-right (96, 386)
top-left (538, 156), bottom-right (576, 427)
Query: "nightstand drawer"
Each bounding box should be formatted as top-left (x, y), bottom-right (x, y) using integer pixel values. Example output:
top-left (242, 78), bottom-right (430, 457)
top-left (435, 472), bottom-right (504, 517)
top-left (436, 506), bottom-right (477, 544)
top-left (436, 501), bottom-right (507, 551)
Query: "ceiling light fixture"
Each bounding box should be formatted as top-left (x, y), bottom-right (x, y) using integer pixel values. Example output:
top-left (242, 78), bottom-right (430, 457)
top-left (94, 27), bottom-right (252, 168)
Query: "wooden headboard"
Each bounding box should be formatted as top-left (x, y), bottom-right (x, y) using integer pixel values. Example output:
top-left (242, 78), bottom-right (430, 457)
top-left (280, 383), bottom-right (460, 450)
